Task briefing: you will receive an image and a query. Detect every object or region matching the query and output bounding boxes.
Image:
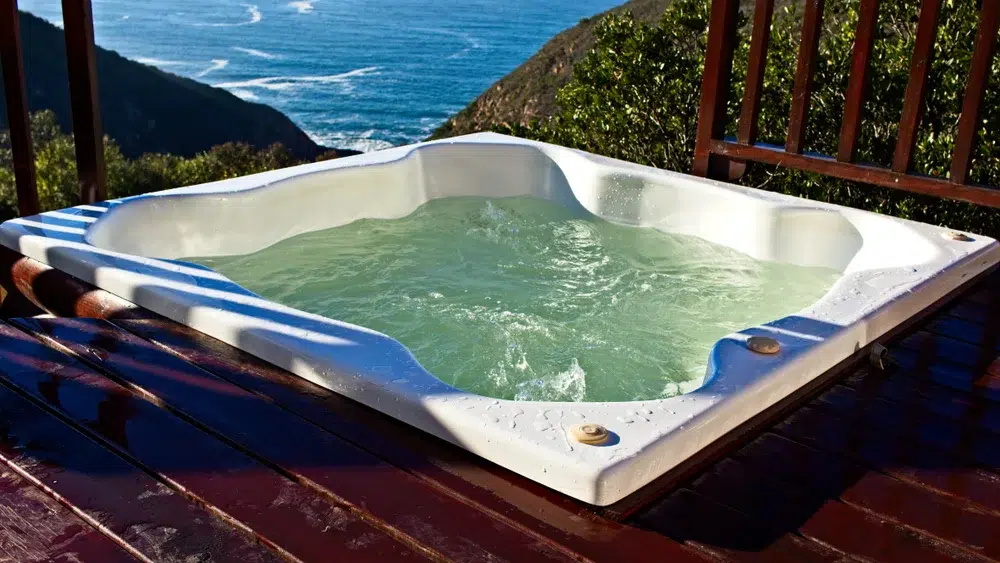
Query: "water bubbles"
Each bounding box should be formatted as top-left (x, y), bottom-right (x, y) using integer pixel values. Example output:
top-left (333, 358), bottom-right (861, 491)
top-left (194, 196), bottom-right (840, 404)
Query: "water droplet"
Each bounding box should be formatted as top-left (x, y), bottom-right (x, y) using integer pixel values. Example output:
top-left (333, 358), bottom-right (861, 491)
top-left (617, 416), bottom-right (635, 424)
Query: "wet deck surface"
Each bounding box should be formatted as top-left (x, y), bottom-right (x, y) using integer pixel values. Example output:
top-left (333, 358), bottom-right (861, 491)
top-left (1, 267), bottom-right (999, 562)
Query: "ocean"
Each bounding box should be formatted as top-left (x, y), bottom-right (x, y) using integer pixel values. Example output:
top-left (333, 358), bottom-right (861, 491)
top-left (19, 0), bottom-right (623, 152)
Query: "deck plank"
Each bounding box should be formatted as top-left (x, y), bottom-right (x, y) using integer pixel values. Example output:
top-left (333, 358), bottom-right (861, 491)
top-left (0, 469), bottom-right (136, 563)
top-left (0, 378), bottom-right (278, 563)
top-left (637, 489), bottom-right (846, 562)
top-left (112, 317), bottom-right (706, 562)
top-left (0, 320), bottom-right (423, 563)
top-left (737, 433), bottom-right (1000, 560)
top-left (15, 316), bottom-right (668, 563)
top-left (774, 404), bottom-right (1000, 515)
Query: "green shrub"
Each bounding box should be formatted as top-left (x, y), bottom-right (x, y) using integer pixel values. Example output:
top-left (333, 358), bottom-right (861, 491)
top-left (501, 0), bottom-right (1000, 237)
top-left (0, 110), bottom-right (307, 219)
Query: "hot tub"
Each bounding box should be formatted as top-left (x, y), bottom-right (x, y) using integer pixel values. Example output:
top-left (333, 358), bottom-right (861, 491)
top-left (2, 133), bottom-right (997, 505)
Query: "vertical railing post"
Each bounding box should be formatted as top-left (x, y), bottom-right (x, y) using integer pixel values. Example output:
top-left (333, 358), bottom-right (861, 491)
top-left (61, 0), bottom-right (106, 204)
top-left (786, 0), bottom-right (825, 154)
top-left (837, 0), bottom-right (881, 163)
top-left (0, 0), bottom-right (40, 216)
top-left (731, 0), bottom-right (776, 179)
top-left (892, 0), bottom-right (943, 173)
top-left (950, 0), bottom-right (999, 185)
top-left (692, 0), bottom-right (740, 180)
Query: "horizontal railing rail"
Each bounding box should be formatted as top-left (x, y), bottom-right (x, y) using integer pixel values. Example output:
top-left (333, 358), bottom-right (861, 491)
top-left (693, 0), bottom-right (1000, 208)
top-left (0, 0), bottom-right (105, 217)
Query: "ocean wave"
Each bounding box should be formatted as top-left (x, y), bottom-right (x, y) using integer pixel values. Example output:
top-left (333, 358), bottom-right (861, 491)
top-left (192, 4), bottom-right (262, 27)
top-left (306, 129), bottom-right (394, 153)
top-left (233, 47), bottom-right (280, 60)
top-left (134, 57), bottom-right (186, 67)
top-left (196, 59), bottom-right (229, 78)
top-left (229, 89), bottom-right (260, 101)
top-left (214, 66), bottom-right (379, 93)
top-left (288, 1), bottom-right (315, 14)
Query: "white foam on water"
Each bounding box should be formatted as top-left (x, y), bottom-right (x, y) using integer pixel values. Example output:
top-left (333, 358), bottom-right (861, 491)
top-left (233, 47), bottom-right (280, 60)
top-left (134, 57), bottom-right (186, 67)
top-left (515, 359), bottom-right (587, 402)
top-left (288, 1), bottom-right (316, 14)
top-left (196, 59), bottom-right (229, 78)
top-left (229, 89), bottom-right (260, 101)
top-left (305, 129), bottom-right (394, 153)
top-left (193, 4), bottom-right (262, 27)
top-left (214, 66), bottom-right (380, 94)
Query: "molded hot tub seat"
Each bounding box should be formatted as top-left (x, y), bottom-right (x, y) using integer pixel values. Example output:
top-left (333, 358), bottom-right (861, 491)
top-left (3, 133), bottom-right (997, 506)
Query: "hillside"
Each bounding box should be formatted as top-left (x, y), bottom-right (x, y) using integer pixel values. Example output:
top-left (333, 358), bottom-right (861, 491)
top-left (429, 0), bottom-right (672, 139)
top-left (0, 11), bottom-right (333, 160)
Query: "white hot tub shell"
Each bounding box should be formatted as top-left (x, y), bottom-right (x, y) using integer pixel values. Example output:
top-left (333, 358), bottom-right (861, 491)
top-left (2, 133), bottom-right (997, 505)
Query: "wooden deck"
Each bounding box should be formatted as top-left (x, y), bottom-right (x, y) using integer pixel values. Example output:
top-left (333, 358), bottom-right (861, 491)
top-left (1, 262), bottom-right (1000, 562)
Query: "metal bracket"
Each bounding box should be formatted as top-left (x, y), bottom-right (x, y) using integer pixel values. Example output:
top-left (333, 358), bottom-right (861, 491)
top-left (870, 343), bottom-right (894, 371)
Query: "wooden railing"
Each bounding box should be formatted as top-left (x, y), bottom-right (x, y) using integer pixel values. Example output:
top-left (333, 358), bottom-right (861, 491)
top-left (4, 0), bottom-right (998, 215)
top-left (693, 0), bottom-right (1000, 208)
top-left (0, 0), bottom-right (105, 217)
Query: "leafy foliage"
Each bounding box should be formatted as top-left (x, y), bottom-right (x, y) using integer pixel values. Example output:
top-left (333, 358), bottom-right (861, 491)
top-left (501, 0), bottom-right (1000, 237)
top-left (0, 110), bottom-right (303, 219)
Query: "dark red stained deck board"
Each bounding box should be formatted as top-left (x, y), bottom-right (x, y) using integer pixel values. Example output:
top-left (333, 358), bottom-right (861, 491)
top-left (925, 315), bottom-right (1000, 351)
top-left (0, 321), bottom-right (422, 563)
top-left (898, 330), bottom-right (986, 369)
top-left (637, 488), bottom-right (845, 562)
top-left (798, 499), bottom-right (986, 563)
top-left (945, 300), bottom-right (992, 326)
top-left (839, 367), bottom-right (1000, 436)
top-left (735, 440), bottom-right (992, 561)
top-left (0, 469), bottom-right (136, 563)
top-left (16, 317), bottom-right (617, 563)
top-left (773, 403), bottom-right (1000, 515)
top-left (112, 318), bottom-right (706, 563)
top-left (0, 376), bottom-right (279, 563)
top-left (734, 432), bottom-right (1000, 560)
top-left (814, 384), bottom-right (1000, 467)
top-left (646, 436), bottom-right (985, 563)
top-left (888, 340), bottom-right (1000, 403)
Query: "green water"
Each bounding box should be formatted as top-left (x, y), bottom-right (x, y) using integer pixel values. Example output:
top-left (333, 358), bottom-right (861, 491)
top-left (191, 197), bottom-right (841, 402)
